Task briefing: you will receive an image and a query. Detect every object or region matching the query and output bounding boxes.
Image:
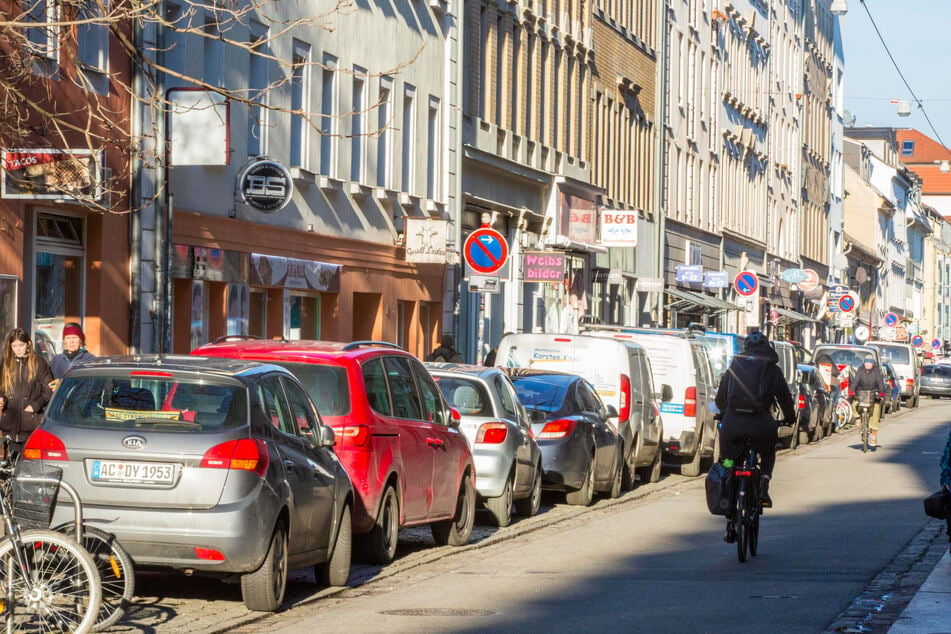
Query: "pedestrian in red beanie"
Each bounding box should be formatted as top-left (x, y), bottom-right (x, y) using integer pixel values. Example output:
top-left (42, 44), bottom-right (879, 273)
top-left (50, 322), bottom-right (96, 382)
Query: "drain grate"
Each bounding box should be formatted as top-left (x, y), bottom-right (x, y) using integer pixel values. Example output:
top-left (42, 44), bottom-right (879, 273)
top-left (379, 608), bottom-right (497, 617)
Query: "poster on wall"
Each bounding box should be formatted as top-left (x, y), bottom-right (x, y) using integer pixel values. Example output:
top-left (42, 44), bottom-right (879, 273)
top-left (250, 253), bottom-right (341, 292)
top-left (1, 149), bottom-right (102, 200)
top-left (190, 281), bottom-right (206, 351)
top-left (226, 283), bottom-right (249, 336)
top-left (559, 192), bottom-right (598, 244)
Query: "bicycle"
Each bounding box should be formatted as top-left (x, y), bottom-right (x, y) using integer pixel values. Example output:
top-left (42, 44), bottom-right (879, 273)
top-left (854, 390), bottom-right (878, 453)
top-left (725, 439), bottom-right (762, 563)
top-left (0, 454), bottom-right (101, 632)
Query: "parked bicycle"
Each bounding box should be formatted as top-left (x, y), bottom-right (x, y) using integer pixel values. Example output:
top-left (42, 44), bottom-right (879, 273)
top-left (854, 389), bottom-right (878, 453)
top-left (0, 449), bottom-right (101, 632)
top-left (725, 439), bottom-right (763, 563)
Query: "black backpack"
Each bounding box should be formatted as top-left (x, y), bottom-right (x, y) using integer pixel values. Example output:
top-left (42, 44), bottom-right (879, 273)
top-left (726, 356), bottom-right (771, 414)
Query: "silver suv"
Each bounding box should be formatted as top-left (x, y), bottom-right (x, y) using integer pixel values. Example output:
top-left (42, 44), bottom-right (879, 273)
top-left (23, 355), bottom-right (354, 612)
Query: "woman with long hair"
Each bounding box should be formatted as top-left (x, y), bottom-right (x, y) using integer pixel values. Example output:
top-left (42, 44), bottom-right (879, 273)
top-left (0, 327), bottom-right (53, 457)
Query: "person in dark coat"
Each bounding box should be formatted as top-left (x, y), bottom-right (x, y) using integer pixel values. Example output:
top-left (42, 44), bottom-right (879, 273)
top-left (715, 330), bottom-right (796, 520)
top-left (427, 335), bottom-right (463, 363)
top-left (50, 322), bottom-right (96, 381)
top-left (940, 427), bottom-right (951, 555)
top-left (849, 354), bottom-right (887, 447)
top-left (0, 328), bottom-right (53, 458)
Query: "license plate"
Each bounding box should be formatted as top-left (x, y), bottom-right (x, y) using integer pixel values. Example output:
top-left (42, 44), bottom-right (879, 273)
top-left (91, 460), bottom-right (175, 484)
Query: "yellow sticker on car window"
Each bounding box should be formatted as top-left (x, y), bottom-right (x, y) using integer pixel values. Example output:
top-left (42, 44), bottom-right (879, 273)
top-left (105, 408), bottom-right (182, 421)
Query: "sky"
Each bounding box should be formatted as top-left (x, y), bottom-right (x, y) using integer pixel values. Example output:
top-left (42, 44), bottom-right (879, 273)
top-left (840, 0), bottom-right (951, 150)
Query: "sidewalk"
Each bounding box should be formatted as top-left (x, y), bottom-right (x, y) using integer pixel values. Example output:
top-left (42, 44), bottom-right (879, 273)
top-left (888, 549), bottom-right (951, 633)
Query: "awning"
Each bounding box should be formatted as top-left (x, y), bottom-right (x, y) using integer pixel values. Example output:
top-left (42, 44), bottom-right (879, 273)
top-left (774, 306), bottom-right (818, 324)
top-left (665, 288), bottom-right (742, 313)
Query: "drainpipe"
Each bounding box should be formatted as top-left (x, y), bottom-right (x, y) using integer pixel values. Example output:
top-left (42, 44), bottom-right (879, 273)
top-left (451, 4), bottom-right (465, 354)
top-left (129, 19), bottom-right (145, 353)
top-left (654, 1), bottom-right (669, 326)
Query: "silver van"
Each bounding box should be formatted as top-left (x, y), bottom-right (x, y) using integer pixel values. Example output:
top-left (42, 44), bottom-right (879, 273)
top-left (866, 341), bottom-right (921, 407)
top-left (495, 333), bottom-right (668, 488)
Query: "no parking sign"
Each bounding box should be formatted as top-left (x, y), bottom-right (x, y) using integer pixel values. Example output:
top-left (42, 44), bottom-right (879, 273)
top-left (912, 334), bottom-right (924, 348)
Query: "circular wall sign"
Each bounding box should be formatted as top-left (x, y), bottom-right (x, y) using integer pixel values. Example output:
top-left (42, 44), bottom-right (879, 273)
top-left (237, 159), bottom-right (294, 213)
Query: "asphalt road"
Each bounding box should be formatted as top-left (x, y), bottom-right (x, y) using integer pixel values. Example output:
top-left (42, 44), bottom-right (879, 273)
top-left (110, 399), bottom-right (951, 633)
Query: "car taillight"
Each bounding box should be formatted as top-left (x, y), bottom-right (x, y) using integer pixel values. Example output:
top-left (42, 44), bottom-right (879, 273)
top-left (619, 374), bottom-right (631, 421)
top-left (798, 394), bottom-right (806, 409)
top-left (684, 387), bottom-right (697, 417)
top-left (200, 439), bottom-right (268, 477)
top-left (337, 425), bottom-right (370, 447)
top-left (476, 423), bottom-right (508, 444)
top-left (22, 429), bottom-right (68, 461)
top-left (537, 419), bottom-right (576, 439)
top-left (194, 547), bottom-right (226, 561)
top-left (906, 378), bottom-right (914, 388)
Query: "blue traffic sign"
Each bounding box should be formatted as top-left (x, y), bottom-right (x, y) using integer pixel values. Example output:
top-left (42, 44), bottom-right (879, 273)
top-left (464, 227), bottom-right (509, 275)
top-left (838, 294), bottom-right (856, 313)
top-left (933, 338), bottom-right (943, 350)
top-left (884, 312), bottom-right (898, 327)
top-left (912, 334), bottom-right (924, 348)
top-left (733, 271), bottom-right (759, 296)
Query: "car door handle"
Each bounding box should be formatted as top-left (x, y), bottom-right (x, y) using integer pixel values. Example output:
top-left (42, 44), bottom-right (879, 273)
top-left (284, 460), bottom-right (296, 471)
top-left (426, 437), bottom-right (444, 448)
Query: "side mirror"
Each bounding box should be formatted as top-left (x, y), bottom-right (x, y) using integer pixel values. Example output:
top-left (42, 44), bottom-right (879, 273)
top-left (449, 407), bottom-right (462, 428)
top-left (526, 409), bottom-right (547, 425)
top-left (660, 384), bottom-right (673, 403)
top-left (318, 425), bottom-right (336, 448)
top-left (605, 404), bottom-right (619, 421)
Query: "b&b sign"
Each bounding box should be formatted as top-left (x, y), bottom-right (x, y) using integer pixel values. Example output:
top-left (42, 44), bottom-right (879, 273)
top-left (599, 210), bottom-right (638, 247)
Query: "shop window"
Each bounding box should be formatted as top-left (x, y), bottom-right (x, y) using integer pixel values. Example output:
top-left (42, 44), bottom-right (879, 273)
top-left (288, 294), bottom-right (319, 340)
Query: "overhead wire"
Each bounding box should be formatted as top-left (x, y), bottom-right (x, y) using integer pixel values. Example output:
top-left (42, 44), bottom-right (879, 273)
top-left (858, 0), bottom-right (949, 149)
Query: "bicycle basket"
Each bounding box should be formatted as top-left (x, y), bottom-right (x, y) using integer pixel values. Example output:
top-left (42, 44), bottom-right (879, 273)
top-left (10, 461), bottom-right (63, 530)
top-left (856, 390), bottom-right (876, 409)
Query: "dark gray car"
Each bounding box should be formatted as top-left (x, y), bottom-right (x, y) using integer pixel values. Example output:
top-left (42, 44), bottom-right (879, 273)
top-left (426, 363), bottom-right (543, 527)
top-left (23, 355), bottom-right (353, 612)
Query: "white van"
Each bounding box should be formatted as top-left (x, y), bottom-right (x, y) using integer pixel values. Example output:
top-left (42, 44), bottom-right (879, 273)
top-left (581, 328), bottom-right (719, 477)
top-left (495, 333), bottom-right (669, 488)
top-left (866, 341), bottom-right (921, 407)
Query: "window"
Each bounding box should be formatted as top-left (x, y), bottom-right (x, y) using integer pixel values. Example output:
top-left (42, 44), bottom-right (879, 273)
top-left (377, 76), bottom-right (393, 188)
top-left (257, 376), bottom-right (292, 433)
top-left (281, 377), bottom-right (319, 438)
top-left (35, 212), bottom-right (85, 357)
top-left (363, 358), bottom-right (392, 416)
top-left (401, 84), bottom-right (416, 194)
top-left (351, 67), bottom-right (367, 182)
top-left (382, 356), bottom-right (421, 420)
top-left (495, 375), bottom-right (518, 418)
top-left (426, 96), bottom-right (440, 200)
top-left (290, 42), bottom-right (310, 168)
top-left (25, 0), bottom-right (59, 60)
top-left (413, 362), bottom-right (447, 425)
top-left (901, 140), bottom-right (915, 156)
top-left (320, 54), bottom-right (338, 176)
top-left (247, 23), bottom-right (269, 157)
top-left (77, 0), bottom-right (108, 73)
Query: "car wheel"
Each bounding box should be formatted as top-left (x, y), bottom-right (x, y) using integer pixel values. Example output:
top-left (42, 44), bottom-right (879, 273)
top-left (241, 521), bottom-right (288, 612)
top-left (912, 394), bottom-right (920, 408)
top-left (360, 486), bottom-right (400, 565)
top-left (316, 504), bottom-right (352, 587)
top-left (565, 455), bottom-right (595, 505)
top-left (485, 475), bottom-right (514, 527)
top-left (810, 419), bottom-right (824, 442)
top-left (514, 464), bottom-right (542, 517)
top-left (621, 460), bottom-right (636, 492)
top-left (432, 473), bottom-right (476, 546)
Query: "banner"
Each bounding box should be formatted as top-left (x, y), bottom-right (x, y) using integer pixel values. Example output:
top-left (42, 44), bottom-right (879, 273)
top-left (2, 149), bottom-right (101, 200)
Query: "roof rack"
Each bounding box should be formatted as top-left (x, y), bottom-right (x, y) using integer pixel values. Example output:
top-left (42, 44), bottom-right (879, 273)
top-left (210, 334), bottom-right (266, 344)
top-left (342, 340), bottom-right (404, 351)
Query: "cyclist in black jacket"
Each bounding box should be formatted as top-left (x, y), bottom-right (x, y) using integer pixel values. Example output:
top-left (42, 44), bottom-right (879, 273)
top-left (715, 331), bottom-right (796, 519)
top-left (849, 354), bottom-right (886, 447)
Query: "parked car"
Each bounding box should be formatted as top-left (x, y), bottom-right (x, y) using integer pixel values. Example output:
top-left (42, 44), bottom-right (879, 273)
top-left (812, 344), bottom-right (882, 396)
top-left (866, 341), bottom-right (921, 408)
top-left (580, 328), bottom-right (717, 477)
top-left (425, 363), bottom-right (543, 527)
top-left (696, 331), bottom-right (747, 382)
top-left (774, 341), bottom-right (804, 448)
top-left (23, 355), bottom-right (353, 611)
top-left (503, 368), bottom-right (623, 506)
top-left (494, 331), bottom-right (666, 488)
top-left (880, 360), bottom-right (902, 414)
top-left (193, 339), bottom-right (476, 564)
top-left (796, 363), bottom-right (834, 444)
top-left (920, 364), bottom-right (951, 398)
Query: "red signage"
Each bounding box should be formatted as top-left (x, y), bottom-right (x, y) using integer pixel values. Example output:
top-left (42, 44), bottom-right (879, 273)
top-left (523, 251), bottom-right (566, 282)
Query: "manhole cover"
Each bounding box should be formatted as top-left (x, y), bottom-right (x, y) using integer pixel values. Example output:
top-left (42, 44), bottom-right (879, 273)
top-left (379, 608), bottom-right (497, 617)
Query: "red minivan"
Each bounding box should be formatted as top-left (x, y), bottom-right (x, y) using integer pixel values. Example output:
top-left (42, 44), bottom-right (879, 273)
top-left (193, 339), bottom-right (476, 563)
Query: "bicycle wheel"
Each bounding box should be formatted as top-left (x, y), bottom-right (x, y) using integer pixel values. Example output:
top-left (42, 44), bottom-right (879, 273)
top-left (749, 477), bottom-right (760, 557)
top-left (735, 478), bottom-right (748, 563)
top-left (861, 411), bottom-right (869, 453)
top-left (54, 524), bottom-right (135, 630)
top-left (0, 528), bottom-right (101, 634)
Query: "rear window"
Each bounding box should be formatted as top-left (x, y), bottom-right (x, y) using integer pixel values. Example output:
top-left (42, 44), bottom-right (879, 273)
top-left (510, 377), bottom-right (567, 412)
top-left (873, 345), bottom-right (911, 365)
top-left (47, 373), bottom-right (247, 431)
top-left (273, 362), bottom-right (351, 417)
top-left (433, 376), bottom-right (492, 416)
top-left (923, 365), bottom-right (951, 376)
top-left (813, 346), bottom-right (876, 371)
top-left (627, 336), bottom-right (689, 384)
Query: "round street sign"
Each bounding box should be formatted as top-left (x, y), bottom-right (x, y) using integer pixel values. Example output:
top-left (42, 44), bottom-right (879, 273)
top-left (933, 338), bottom-right (943, 350)
top-left (854, 325), bottom-right (869, 342)
top-left (838, 292), bottom-right (857, 313)
top-left (733, 271), bottom-right (759, 296)
top-left (796, 268), bottom-right (819, 293)
top-left (911, 334), bottom-right (924, 348)
top-left (883, 312), bottom-right (898, 327)
top-left (464, 227), bottom-right (509, 275)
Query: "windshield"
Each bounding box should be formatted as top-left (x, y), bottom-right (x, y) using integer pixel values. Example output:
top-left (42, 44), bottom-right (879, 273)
top-left (813, 345), bottom-right (877, 371)
top-left (873, 345), bottom-right (911, 365)
top-left (510, 377), bottom-right (567, 412)
top-left (47, 373), bottom-right (247, 431)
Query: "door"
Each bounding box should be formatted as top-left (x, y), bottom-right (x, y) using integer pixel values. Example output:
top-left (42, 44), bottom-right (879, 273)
top-left (576, 380), bottom-right (616, 483)
top-left (410, 360), bottom-right (462, 520)
top-left (496, 373), bottom-right (535, 493)
top-left (380, 355), bottom-right (433, 522)
top-left (636, 353), bottom-right (662, 452)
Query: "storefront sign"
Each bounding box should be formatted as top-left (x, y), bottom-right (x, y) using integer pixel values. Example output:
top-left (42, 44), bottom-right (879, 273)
top-left (237, 159), bottom-right (293, 213)
top-left (2, 149), bottom-right (102, 200)
top-left (676, 264), bottom-right (703, 284)
top-left (599, 209), bottom-right (637, 246)
top-left (403, 218), bottom-right (448, 264)
top-left (171, 245), bottom-right (244, 282)
top-left (559, 192), bottom-right (598, 244)
top-left (523, 251), bottom-right (565, 282)
top-left (635, 277), bottom-right (664, 292)
top-left (703, 271), bottom-right (729, 288)
top-left (250, 253), bottom-right (341, 292)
